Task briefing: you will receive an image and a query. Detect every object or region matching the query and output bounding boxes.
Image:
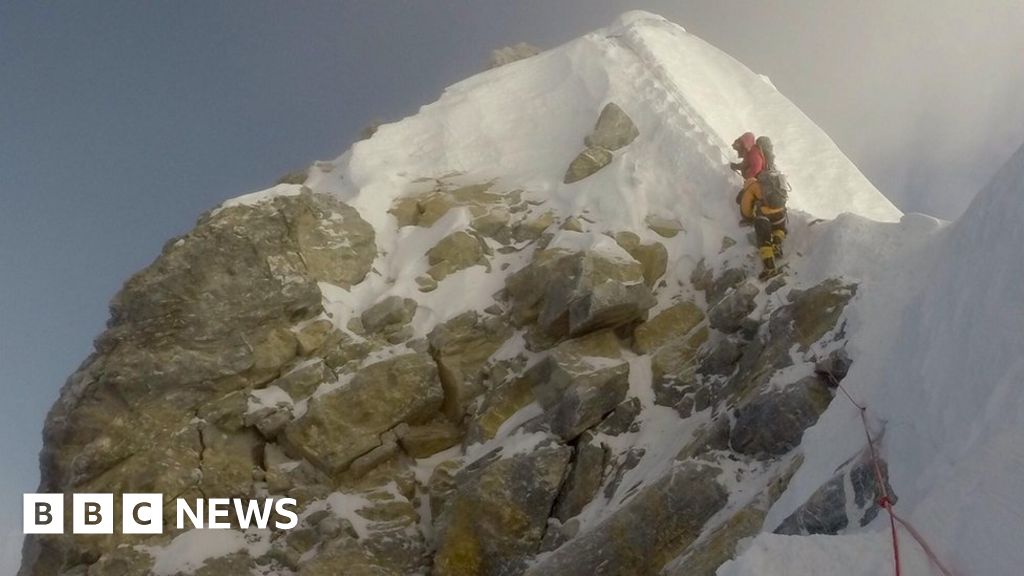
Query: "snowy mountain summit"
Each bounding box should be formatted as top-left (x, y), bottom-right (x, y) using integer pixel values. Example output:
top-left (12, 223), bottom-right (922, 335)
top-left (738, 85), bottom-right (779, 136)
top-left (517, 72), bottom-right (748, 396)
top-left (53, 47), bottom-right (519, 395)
top-left (22, 11), bottom-right (1022, 576)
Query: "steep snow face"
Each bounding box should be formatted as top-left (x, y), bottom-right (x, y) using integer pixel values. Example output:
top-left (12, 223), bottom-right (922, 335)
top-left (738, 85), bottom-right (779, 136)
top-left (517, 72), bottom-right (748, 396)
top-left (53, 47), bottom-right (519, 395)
top-left (310, 10), bottom-right (899, 238)
top-left (728, 143), bottom-right (1024, 575)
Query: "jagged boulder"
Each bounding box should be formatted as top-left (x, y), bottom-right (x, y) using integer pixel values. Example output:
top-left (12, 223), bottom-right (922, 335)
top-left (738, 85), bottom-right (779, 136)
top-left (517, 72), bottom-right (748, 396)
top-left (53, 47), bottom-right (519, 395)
top-left (775, 454), bottom-right (895, 535)
top-left (706, 267), bottom-right (747, 305)
top-left (633, 301), bottom-right (705, 354)
top-left (465, 370), bottom-right (537, 444)
top-left (282, 353), bottom-right (443, 474)
top-left (584, 103), bottom-right (639, 151)
top-left (432, 444), bottom-right (572, 576)
top-left (429, 311), bottom-right (513, 419)
top-left (563, 147), bottom-right (614, 184)
top-left (523, 462), bottom-right (728, 576)
top-left (553, 432), bottom-right (607, 521)
top-left (506, 246), bottom-right (654, 340)
top-left (24, 190), bottom-right (377, 574)
top-left (708, 280), bottom-right (759, 333)
top-left (721, 278), bottom-right (857, 406)
top-left (529, 330), bottom-right (630, 441)
top-left (730, 375), bottom-right (832, 458)
top-left (361, 296), bottom-right (417, 335)
top-left (427, 230), bottom-right (492, 281)
top-left (394, 419), bottom-right (462, 458)
top-left (613, 232), bottom-right (667, 288)
top-left (636, 302), bottom-right (709, 409)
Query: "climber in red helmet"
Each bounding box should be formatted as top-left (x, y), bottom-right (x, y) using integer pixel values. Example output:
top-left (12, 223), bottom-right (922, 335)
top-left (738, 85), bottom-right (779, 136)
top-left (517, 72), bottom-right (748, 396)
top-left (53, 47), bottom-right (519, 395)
top-left (729, 132), bottom-right (788, 280)
top-left (730, 132), bottom-right (766, 224)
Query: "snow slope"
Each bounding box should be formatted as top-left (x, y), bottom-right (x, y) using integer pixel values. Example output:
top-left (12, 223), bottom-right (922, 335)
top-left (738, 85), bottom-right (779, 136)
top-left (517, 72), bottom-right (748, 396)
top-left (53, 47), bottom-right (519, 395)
top-left (724, 142), bottom-right (1024, 575)
top-left (310, 10), bottom-right (899, 237)
top-left (291, 10), bottom-right (903, 334)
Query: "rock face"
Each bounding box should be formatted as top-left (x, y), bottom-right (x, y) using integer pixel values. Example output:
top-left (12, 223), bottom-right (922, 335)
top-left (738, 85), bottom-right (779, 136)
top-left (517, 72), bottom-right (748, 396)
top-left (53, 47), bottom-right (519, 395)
top-left (505, 247), bottom-right (655, 341)
top-left (775, 454), bottom-right (895, 535)
top-left (563, 147), bottom-right (614, 184)
top-left (523, 462), bottom-right (728, 576)
top-left (282, 353), bottom-right (444, 473)
top-left (529, 331), bottom-right (630, 441)
top-left (433, 444), bottom-right (572, 576)
top-left (584, 103), bottom-right (640, 151)
top-left (429, 311), bottom-right (513, 419)
top-left (23, 166), bottom-right (862, 576)
top-left (23, 189), bottom-right (377, 575)
top-left (730, 375), bottom-right (832, 458)
top-left (563, 102), bottom-right (639, 183)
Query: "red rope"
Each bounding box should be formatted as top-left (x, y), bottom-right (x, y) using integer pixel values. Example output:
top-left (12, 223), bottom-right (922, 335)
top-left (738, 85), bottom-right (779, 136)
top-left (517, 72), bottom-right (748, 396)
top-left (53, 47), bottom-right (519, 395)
top-left (827, 373), bottom-right (958, 576)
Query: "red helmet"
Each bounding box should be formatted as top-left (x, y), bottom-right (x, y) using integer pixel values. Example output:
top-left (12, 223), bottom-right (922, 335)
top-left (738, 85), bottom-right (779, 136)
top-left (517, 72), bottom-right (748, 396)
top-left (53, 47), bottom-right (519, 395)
top-left (733, 132), bottom-right (756, 152)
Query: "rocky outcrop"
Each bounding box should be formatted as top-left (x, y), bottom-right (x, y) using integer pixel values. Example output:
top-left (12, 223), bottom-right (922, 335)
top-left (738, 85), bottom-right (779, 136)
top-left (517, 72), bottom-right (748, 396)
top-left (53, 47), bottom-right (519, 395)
top-left (563, 147), bottom-right (614, 184)
top-left (427, 230), bottom-right (492, 281)
top-left (24, 189), bottom-right (377, 575)
top-left (23, 160), bottom-right (865, 576)
top-left (505, 246), bottom-right (655, 341)
top-left (553, 433), bottom-right (607, 521)
top-left (282, 353), bottom-right (444, 474)
top-left (523, 462), bottom-right (727, 576)
top-left (563, 103), bottom-right (639, 183)
top-left (730, 376), bottom-right (832, 457)
top-left (528, 330), bottom-right (630, 441)
top-left (584, 103), bottom-right (640, 151)
top-left (432, 444), bottom-right (572, 576)
top-left (708, 280), bottom-right (759, 333)
top-left (775, 452), bottom-right (895, 535)
top-left (428, 311), bottom-right (513, 420)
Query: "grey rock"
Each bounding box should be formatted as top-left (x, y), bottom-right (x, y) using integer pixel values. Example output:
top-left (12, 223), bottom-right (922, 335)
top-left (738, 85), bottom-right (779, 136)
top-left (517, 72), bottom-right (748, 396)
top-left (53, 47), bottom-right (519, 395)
top-left (270, 359), bottom-right (332, 400)
top-left (360, 296), bottom-right (417, 334)
top-left (507, 248), bottom-right (650, 340)
top-left (603, 447), bottom-right (646, 500)
top-left (699, 337), bottom-right (744, 376)
top-left (530, 331), bottom-right (630, 441)
top-left (775, 475), bottom-right (848, 535)
top-left (707, 268), bottom-right (748, 305)
top-left (568, 280), bottom-right (656, 337)
top-left (429, 311), bottom-right (513, 419)
top-left (524, 462), bottom-right (727, 576)
top-left (594, 397), bottom-right (642, 436)
top-left (584, 103), bottom-right (639, 152)
top-left (563, 146), bottom-right (614, 184)
top-left (730, 376), bottom-right (832, 458)
top-left (282, 353), bottom-right (443, 474)
top-left (709, 280), bottom-right (759, 334)
top-left (554, 433), bottom-right (607, 521)
top-left (816, 348), bottom-right (853, 384)
top-left (433, 444), bottom-right (572, 576)
top-left (776, 455), bottom-right (895, 535)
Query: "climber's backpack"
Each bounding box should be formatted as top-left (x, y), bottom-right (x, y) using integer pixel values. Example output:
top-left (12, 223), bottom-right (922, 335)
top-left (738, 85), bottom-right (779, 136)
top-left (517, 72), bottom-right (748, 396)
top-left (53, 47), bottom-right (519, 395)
top-left (755, 136), bottom-right (790, 210)
top-left (756, 135), bottom-right (777, 171)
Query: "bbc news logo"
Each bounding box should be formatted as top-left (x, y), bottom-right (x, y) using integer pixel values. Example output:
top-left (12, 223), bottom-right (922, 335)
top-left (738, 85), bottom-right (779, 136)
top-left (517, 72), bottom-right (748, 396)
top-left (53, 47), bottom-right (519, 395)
top-left (24, 494), bottom-right (299, 534)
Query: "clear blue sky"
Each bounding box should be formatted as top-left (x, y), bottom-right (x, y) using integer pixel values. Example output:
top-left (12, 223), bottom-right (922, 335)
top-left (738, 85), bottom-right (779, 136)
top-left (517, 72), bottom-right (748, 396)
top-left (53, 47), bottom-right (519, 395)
top-left (2, 1), bottom-right (1022, 569)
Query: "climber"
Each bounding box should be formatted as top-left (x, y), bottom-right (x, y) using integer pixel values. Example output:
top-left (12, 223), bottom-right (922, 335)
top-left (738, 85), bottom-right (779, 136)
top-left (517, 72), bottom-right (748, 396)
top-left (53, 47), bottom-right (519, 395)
top-left (730, 133), bottom-right (789, 280)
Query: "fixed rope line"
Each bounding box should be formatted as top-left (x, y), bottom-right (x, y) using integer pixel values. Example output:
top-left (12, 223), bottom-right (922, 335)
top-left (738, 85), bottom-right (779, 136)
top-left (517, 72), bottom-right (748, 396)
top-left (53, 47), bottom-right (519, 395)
top-left (825, 371), bottom-right (958, 576)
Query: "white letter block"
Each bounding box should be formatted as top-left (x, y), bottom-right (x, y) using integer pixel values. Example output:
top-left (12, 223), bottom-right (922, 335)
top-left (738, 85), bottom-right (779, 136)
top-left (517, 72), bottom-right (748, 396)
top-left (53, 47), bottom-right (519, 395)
top-left (73, 493), bottom-right (113, 534)
top-left (122, 494), bottom-right (163, 534)
top-left (24, 494), bottom-right (64, 534)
